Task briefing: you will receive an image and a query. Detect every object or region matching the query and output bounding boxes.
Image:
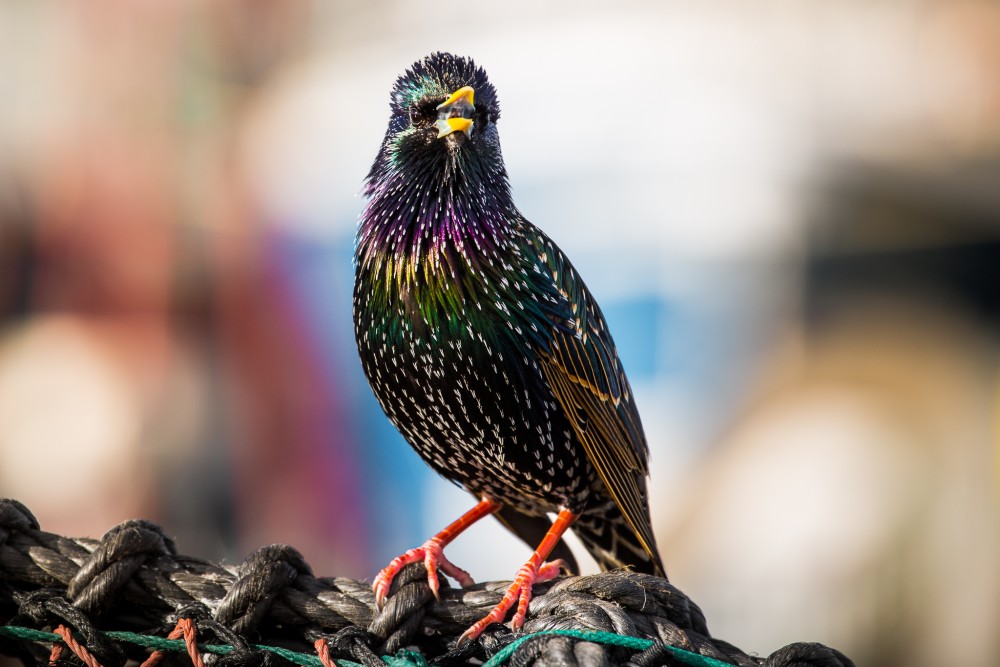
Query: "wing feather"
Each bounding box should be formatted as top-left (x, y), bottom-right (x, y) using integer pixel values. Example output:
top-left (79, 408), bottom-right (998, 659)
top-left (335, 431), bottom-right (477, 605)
top-left (520, 227), bottom-right (660, 569)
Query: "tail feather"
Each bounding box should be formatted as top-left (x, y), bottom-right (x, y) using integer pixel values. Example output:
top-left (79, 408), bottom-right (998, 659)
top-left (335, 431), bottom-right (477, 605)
top-left (572, 501), bottom-right (666, 578)
top-left (490, 501), bottom-right (665, 580)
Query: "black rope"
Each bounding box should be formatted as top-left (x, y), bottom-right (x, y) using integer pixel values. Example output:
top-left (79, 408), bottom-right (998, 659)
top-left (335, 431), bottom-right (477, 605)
top-left (0, 498), bottom-right (854, 667)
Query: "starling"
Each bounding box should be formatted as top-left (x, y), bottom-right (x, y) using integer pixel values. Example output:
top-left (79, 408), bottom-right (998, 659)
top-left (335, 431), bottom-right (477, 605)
top-left (354, 52), bottom-right (665, 642)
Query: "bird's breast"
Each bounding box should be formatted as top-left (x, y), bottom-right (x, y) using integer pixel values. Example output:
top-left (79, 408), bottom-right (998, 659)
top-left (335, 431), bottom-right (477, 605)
top-left (353, 236), bottom-right (596, 511)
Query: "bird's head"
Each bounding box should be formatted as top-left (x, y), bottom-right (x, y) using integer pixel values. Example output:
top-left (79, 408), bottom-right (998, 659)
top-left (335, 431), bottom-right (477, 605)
top-left (364, 53), bottom-right (506, 198)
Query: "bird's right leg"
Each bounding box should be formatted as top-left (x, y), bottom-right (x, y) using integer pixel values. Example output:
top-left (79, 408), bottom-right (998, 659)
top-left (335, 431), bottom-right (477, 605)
top-left (373, 497), bottom-right (502, 607)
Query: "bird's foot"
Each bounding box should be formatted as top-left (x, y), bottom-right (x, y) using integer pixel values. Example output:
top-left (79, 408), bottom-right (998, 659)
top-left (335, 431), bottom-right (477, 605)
top-left (373, 537), bottom-right (475, 607)
top-left (457, 557), bottom-right (568, 645)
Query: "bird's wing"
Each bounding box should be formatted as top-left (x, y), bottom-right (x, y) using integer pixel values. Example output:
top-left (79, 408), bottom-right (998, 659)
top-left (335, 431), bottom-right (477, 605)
top-left (519, 228), bottom-right (660, 567)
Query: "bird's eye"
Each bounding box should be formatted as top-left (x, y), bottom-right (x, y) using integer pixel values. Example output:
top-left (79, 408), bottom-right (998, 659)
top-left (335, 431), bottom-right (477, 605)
top-left (409, 100), bottom-right (440, 127)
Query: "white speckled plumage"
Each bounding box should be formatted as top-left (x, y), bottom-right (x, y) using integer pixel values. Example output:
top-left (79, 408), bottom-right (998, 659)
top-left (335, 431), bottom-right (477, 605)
top-left (354, 53), bottom-right (665, 594)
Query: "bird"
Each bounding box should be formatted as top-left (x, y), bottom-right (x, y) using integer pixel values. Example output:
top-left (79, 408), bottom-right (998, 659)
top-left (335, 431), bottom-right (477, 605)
top-left (353, 52), bottom-right (665, 643)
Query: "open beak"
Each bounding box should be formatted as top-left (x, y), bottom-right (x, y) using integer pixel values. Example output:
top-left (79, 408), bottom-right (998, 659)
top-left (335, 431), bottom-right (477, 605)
top-left (435, 86), bottom-right (475, 139)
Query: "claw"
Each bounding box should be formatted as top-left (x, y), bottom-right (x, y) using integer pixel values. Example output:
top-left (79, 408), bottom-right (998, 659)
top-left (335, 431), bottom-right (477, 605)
top-left (437, 557), bottom-right (475, 589)
top-left (456, 557), bottom-right (568, 645)
top-left (373, 499), bottom-right (503, 609)
top-left (454, 506), bottom-right (578, 645)
top-left (373, 537), bottom-right (475, 607)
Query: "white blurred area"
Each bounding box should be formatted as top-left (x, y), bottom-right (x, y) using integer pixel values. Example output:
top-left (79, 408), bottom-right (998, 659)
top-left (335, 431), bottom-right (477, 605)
top-left (1, 2), bottom-right (999, 666)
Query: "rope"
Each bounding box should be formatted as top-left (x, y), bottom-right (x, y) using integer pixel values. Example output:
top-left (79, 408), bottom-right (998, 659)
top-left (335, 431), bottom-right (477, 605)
top-left (138, 618), bottom-right (205, 667)
top-left (0, 624), bottom-right (333, 666)
top-left (0, 624), bottom-right (838, 667)
top-left (0, 498), bottom-right (854, 667)
top-left (50, 624), bottom-right (104, 667)
top-left (480, 629), bottom-right (727, 667)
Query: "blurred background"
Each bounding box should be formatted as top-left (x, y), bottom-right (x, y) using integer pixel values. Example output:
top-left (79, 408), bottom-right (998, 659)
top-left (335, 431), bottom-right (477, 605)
top-left (1, 1), bottom-right (998, 665)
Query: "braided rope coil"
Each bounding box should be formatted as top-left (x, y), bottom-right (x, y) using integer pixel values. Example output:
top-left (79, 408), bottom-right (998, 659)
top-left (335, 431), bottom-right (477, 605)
top-left (0, 499), bottom-right (853, 667)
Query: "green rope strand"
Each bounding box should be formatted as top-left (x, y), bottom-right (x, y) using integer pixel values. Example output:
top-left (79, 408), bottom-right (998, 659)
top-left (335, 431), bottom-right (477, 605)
top-left (0, 626), bottom-right (333, 667)
top-left (1, 624), bottom-right (733, 667)
top-left (481, 629), bottom-right (736, 667)
top-left (382, 649), bottom-right (429, 667)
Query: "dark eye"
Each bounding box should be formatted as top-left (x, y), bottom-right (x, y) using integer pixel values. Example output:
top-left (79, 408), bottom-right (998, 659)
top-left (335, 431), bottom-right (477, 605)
top-left (409, 99), bottom-right (440, 127)
top-left (408, 105), bottom-right (424, 126)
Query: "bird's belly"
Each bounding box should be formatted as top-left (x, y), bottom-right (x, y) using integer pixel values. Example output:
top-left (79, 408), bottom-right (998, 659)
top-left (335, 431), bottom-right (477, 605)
top-left (355, 311), bottom-right (594, 512)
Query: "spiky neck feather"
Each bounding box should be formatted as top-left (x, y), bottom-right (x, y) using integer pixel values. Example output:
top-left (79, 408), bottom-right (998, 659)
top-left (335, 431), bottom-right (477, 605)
top-left (355, 128), bottom-right (524, 337)
top-left (354, 52), bottom-right (553, 345)
top-left (357, 142), bottom-right (518, 268)
top-left (357, 51), bottom-right (510, 276)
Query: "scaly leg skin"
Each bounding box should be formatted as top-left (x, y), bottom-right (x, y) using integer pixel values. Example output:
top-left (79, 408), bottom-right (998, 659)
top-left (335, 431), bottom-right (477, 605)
top-left (373, 536), bottom-right (475, 606)
top-left (457, 557), bottom-right (568, 644)
top-left (457, 508), bottom-right (580, 645)
top-left (373, 497), bottom-right (501, 608)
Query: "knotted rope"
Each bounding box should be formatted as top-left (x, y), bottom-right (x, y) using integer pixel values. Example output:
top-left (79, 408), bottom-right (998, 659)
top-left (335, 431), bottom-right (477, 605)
top-left (0, 499), bottom-right (853, 666)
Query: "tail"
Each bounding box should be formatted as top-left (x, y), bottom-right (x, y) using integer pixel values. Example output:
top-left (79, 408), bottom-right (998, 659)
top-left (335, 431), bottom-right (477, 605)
top-left (572, 500), bottom-right (666, 578)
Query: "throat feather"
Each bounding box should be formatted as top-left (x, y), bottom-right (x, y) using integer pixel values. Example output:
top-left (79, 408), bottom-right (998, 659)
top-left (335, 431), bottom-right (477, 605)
top-left (358, 182), bottom-right (510, 337)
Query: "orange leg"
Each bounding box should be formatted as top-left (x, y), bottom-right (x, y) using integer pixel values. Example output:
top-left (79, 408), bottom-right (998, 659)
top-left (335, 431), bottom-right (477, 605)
top-left (373, 497), bottom-right (502, 607)
top-left (458, 508), bottom-right (579, 645)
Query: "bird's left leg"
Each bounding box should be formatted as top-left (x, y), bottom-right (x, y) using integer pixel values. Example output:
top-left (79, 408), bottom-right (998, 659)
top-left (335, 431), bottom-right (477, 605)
top-left (458, 508), bottom-right (578, 644)
top-left (373, 497), bottom-right (502, 607)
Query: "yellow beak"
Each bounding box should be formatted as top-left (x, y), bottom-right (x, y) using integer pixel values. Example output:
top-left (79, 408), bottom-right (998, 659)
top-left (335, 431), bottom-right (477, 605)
top-left (435, 86), bottom-right (475, 139)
